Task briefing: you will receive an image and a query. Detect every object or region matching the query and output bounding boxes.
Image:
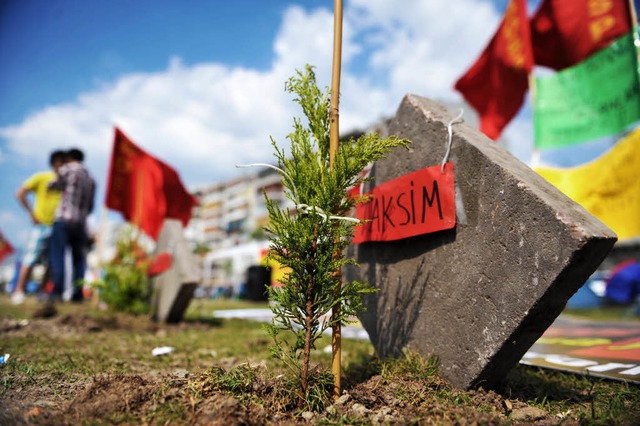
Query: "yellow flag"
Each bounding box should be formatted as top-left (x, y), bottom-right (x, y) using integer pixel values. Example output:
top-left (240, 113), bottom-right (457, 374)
top-left (535, 128), bottom-right (640, 241)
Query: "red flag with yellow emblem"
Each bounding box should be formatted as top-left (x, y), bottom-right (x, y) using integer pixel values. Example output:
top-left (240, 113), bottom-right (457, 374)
top-left (105, 128), bottom-right (199, 240)
top-left (531, 0), bottom-right (632, 71)
top-left (454, 0), bottom-right (533, 140)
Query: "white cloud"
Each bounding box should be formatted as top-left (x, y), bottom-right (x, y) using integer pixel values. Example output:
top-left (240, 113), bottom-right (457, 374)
top-left (0, 210), bottom-right (19, 227)
top-left (273, 6), bottom-right (336, 81)
top-left (504, 104), bottom-right (534, 165)
top-left (0, 209), bottom-right (29, 246)
top-left (347, 0), bottom-right (500, 100)
top-left (0, 0), bottom-right (533, 199)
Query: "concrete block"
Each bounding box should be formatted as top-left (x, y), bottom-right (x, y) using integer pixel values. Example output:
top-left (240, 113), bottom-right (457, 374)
top-left (346, 95), bottom-right (617, 389)
top-left (151, 219), bottom-right (200, 323)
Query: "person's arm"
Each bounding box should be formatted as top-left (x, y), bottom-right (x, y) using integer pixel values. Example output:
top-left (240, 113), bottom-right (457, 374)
top-left (16, 186), bottom-right (38, 224)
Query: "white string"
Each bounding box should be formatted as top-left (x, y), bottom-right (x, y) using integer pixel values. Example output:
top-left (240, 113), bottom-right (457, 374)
top-left (441, 109), bottom-right (464, 173)
top-left (296, 204), bottom-right (361, 223)
top-left (236, 163), bottom-right (360, 224)
top-left (236, 163), bottom-right (288, 177)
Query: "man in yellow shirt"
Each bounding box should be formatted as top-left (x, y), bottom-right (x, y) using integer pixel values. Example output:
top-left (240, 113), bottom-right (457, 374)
top-left (11, 150), bottom-right (66, 305)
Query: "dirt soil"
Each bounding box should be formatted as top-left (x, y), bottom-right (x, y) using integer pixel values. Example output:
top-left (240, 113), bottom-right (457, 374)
top-left (1, 313), bottom-right (576, 425)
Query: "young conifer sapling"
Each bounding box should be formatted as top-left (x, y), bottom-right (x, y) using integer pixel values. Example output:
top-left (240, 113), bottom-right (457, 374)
top-left (264, 65), bottom-right (410, 408)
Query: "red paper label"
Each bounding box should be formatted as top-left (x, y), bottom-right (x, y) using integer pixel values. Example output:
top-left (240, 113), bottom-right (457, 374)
top-left (353, 163), bottom-right (456, 243)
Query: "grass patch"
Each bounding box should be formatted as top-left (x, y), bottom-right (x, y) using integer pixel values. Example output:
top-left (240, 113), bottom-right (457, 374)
top-left (1, 294), bottom-right (639, 424)
top-left (501, 365), bottom-right (640, 424)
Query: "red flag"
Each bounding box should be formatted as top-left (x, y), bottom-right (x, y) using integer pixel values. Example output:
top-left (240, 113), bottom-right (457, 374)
top-left (531, 0), bottom-right (631, 71)
top-left (105, 128), bottom-right (199, 240)
top-left (454, 0), bottom-right (533, 140)
top-left (0, 230), bottom-right (15, 263)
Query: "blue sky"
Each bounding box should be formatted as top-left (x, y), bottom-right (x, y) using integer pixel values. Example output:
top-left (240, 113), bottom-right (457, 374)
top-left (7, 0), bottom-right (630, 257)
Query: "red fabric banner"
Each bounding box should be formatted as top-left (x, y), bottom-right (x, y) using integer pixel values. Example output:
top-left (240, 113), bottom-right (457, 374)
top-left (353, 163), bottom-right (456, 244)
top-left (105, 128), bottom-right (199, 240)
top-left (531, 0), bottom-right (631, 71)
top-left (0, 230), bottom-right (14, 263)
top-left (454, 0), bottom-right (533, 141)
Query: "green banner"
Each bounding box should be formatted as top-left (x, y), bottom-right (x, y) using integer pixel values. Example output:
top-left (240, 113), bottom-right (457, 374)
top-left (534, 31), bottom-right (640, 149)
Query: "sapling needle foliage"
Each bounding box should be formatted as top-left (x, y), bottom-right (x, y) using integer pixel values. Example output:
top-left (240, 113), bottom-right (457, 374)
top-left (264, 65), bottom-right (410, 408)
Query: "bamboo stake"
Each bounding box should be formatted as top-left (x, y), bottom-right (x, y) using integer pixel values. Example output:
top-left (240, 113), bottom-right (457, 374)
top-left (329, 0), bottom-right (343, 168)
top-left (329, 0), bottom-right (343, 401)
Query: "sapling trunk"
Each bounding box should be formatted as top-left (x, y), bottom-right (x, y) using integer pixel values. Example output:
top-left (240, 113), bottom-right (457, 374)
top-left (300, 224), bottom-right (318, 405)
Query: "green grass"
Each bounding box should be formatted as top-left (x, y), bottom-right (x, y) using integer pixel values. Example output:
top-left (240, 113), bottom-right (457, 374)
top-left (502, 364), bottom-right (640, 424)
top-left (0, 294), bottom-right (372, 390)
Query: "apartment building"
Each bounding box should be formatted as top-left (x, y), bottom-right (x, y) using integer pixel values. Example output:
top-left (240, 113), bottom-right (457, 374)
top-left (188, 167), bottom-right (293, 248)
top-left (185, 166), bottom-right (294, 292)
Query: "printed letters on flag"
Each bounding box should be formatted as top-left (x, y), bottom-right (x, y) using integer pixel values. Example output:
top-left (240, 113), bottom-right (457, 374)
top-left (531, 0), bottom-right (631, 71)
top-left (0, 230), bottom-right (15, 263)
top-left (105, 128), bottom-right (199, 240)
top-left (535, 127), bottom-right (640, 241)
top-left (454, 0), bottom-right (533, 140)
top-left (533, 32), bottom-right (640, 149)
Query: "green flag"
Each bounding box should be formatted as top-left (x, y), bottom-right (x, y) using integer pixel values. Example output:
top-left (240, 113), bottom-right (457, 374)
top-left (534, 31), bottom-right (640, 149)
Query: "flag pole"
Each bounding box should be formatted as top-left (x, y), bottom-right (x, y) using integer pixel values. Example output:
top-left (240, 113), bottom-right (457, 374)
top-left (527, 0), bottom-right (539, 167)
top-left (92, 205), bottom-right (108, 307)
top-left (133, 169), bottom-right (144, 243)
top-left (628, 0), bottom-right (638, 28)
top-left (626, 0), bottom-right (639, 67)
top-left (329, 0), bottom-right (343, 401)
top-left (528, 73), bottom-right (540, 168)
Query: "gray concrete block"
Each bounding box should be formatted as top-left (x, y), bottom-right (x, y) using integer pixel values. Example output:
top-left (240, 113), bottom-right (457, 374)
top-left (346, 95), bottom-right (617, 389)
top-left (151, 219), bottom-right (200, 323)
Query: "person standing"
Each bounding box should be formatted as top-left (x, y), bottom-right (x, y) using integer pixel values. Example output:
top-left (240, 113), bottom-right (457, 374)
top-left (11, 150), bottom-right (66, 305)
top-left (47, 148), bottom-right (96, 306)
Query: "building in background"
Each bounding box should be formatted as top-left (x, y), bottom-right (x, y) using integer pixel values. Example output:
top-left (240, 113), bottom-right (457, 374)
top-left (188, 167), bottom-right (293, 249)
top-left (187, 166), bottom-right (295, 295)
